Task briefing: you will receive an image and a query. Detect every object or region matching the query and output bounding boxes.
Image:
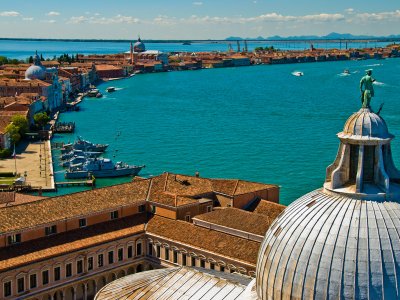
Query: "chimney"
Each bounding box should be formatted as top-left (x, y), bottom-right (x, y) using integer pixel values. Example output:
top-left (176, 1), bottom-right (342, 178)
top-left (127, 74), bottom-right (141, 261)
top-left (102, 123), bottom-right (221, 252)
top-left (195, 171), bottom-right (200, 178)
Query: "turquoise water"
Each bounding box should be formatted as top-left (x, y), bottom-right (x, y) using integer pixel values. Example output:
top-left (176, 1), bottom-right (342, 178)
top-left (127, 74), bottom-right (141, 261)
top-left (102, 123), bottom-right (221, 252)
top-left (50, 58), bottom-right (400, 205)
top-left (1, 39), bottom-right (390, 60)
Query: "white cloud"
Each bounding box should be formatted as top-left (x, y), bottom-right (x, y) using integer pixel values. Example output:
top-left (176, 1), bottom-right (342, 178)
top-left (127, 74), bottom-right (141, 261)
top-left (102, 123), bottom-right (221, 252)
top-left (22, 17), bottom-right (34, 21)
top-left (68, 15), bottom-right (140, 25)
top-left (345, 8), bottom-right (354, 14)
top-left (42, 20), bottom-right (56, 23)
top-left (47, 11), bottom-right (60, 16)
top-left (0, 11), bottom-right (20, 17)
top-left (193, 1), bottom-right (203, 5)
top-left (355, 10), bottom-right (400, 22)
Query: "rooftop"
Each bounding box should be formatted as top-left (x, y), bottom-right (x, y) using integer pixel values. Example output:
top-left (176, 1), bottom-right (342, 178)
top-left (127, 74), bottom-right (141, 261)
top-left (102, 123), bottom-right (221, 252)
top-left (146, 215), bottom-right (261, 265)
top-left (193, 207), bottom-right (275, 236)
top-left (0, 215), bottom-right (146, 272)
top-left (0, 179), bottom-right (150, 233)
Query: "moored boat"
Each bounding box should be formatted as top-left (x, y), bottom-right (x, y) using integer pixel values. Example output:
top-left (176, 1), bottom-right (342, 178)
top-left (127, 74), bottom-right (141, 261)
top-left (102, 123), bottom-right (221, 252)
top-left (60, 149), bottom-right (103, 161)
top-left (61, 136), bottom-right (109, 153)
top-left (106, 87), bottom-right (116, 92)
top-left (65, 158), bottom-right (144, 179)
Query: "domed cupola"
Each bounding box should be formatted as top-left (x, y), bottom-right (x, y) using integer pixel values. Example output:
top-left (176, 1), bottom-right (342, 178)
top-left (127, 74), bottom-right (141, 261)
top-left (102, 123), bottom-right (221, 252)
top-left (25, 51), bottom-right (46, 80)
top-left (325, 106), bottom-right (400, 200)
top-left (133, 37), bottom-right (145, 52)
top-left (256, 74), bottom-right (400, 300)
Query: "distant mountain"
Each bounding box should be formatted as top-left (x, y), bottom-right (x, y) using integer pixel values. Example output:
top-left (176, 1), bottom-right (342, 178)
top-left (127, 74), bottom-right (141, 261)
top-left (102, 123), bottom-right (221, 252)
top-left (225, 32), bottom-right (400, 41)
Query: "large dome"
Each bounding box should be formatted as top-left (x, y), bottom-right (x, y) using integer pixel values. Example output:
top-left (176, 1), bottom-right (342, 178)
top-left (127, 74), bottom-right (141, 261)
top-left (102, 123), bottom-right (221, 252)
top-left (256, 189), bottom-right (400, 299)
top-left (339, 107), bottom-right (392, 141)
top-left (25, 52), bottom-right (46, 80)
top-left (133, 37), bottom-right (145, 52)
top-left (25, 65), bottom-right (46, 80)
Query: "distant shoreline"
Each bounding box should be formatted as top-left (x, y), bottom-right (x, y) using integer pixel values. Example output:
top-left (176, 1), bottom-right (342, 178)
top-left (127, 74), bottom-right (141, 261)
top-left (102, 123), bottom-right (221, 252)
top-left (1, 37), bottom-right (400, 43)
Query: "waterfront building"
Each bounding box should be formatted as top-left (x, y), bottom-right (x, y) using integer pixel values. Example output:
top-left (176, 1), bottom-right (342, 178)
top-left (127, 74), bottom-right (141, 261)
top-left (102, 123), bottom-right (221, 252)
top-left (0, 173), bottom-right (281, 299)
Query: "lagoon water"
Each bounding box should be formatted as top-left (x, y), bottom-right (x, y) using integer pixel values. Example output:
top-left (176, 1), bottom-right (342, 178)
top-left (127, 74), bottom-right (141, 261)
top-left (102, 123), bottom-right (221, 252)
top-left (49, 58), bottom-right (400, 205)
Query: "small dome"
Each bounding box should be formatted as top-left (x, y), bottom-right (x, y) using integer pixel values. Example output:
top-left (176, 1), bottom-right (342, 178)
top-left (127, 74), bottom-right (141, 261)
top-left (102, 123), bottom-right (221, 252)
top-left (339, 107), bottom-right (392, 140)
top-left (256, 189), bottom-right (400, 300)
top-left (133, 37), bottom-right (145, 52)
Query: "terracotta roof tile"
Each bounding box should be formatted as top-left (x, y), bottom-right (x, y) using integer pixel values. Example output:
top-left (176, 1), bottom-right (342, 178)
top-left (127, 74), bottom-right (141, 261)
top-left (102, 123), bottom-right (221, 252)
top-left (146, 215), bottom-right (260, 264)
top-left (0, 180), bottom-right (150, 233)
top-left (194, 207), bottom-right (273, 236)
top-left (252, 199), bottom-right (285, 219)
top-left (0, 215), bottom-right (146, 272)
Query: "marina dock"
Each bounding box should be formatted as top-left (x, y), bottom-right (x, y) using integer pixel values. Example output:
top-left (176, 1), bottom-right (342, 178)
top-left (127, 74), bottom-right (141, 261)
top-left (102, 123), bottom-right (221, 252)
top-left (55, 179), bottom-right (95, 188)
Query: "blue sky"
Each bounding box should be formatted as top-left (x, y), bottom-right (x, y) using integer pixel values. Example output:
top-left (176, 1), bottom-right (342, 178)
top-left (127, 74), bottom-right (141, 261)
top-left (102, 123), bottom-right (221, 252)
top-left (1, 0), bottom-right (399, 39)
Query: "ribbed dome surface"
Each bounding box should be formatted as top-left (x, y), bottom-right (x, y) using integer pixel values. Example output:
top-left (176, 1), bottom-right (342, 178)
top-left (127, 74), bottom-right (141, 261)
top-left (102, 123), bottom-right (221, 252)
top-left (134, 38), bottom-right (145, 52)
top-left (256, 189), bottom-right (400, 300)
top-left (340, 108), bottom-right (391, 140)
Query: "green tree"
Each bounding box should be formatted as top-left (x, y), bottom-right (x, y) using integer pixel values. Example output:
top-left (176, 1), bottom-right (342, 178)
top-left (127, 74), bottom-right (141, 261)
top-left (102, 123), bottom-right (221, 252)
top-left (0, 56), bottom-right (9, 65)
top-left (28, 56), bottom-right (34, 64)
top-left (5, 123), bottom-right (21, 144)
top-left (11, 115), bottom-right (28, 135)
top-left (34, 112), bottom-right (50, 129)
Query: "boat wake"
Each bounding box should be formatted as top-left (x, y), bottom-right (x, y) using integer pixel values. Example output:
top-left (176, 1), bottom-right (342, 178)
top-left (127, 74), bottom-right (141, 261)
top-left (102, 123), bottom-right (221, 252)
top-left (363, 63), bottom-right (383, 67)
top-left (114, 87), bottom-right (124, 91)
top-left (373, 81), bottom-right (386, 86)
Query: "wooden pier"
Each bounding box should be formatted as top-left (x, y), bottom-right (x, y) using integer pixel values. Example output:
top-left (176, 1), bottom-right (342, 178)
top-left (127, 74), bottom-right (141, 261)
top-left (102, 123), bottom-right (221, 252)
top-left (55, 179), bottom-right (95, 188)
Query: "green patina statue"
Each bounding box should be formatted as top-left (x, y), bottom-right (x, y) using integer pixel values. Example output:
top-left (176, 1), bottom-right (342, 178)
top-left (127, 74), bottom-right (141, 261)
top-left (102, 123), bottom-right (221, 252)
top-left (359, 69), bottom-right (376, 108)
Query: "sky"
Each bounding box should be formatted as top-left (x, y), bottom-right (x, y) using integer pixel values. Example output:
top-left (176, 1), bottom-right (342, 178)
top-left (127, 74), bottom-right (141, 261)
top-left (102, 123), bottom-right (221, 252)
top-left (1, 0), bottom-right (400, 39)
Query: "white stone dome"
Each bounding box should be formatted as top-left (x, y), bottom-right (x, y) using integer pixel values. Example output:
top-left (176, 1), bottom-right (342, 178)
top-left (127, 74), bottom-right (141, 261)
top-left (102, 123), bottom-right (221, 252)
top-left (25, 65), bottom-right (46, 80)
top-left (256, 188), bottom-right (400, 300)
top-left (133, 37), bottom-right (145, 52)
top-left (25, 52), bottom-right (46, 80)
top-left (339, 107), bottom-right (393, 141)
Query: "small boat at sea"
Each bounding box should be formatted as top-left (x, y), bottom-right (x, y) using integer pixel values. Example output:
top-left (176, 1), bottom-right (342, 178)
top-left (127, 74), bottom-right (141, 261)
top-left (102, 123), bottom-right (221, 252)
top-left (61, 136), bottom-right (109, 153)
top-left (106, 87), bottom-right (116, 92)
top-left (65, 158), bottom-right (144, 179)
top-left (182, 42), bottom-right (191, 45)
top-left (60, 149), bottom-right (102, 161)
top-left (344, 69), bottom-right (350, 74)
top-left (292, 71), bottom-right (304, 77)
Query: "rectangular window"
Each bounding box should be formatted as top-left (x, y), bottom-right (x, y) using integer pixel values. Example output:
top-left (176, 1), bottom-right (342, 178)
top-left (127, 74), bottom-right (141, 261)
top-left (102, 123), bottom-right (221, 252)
top-left (45, 225), bottom-right (57, 236)
top-left (4, 281), bottom-right (11, 297)
top-left (7, 233), bottom-right (21, 245)
top-left (66, 263), bottom-right (72, 277)
top-left (138, 204), bottom-right (145, 212)
top-left (182, 254), bottom-right (187, 266)
top-left (148, 243), bottom-right (153, 256)
top-left (210, 263), bottom-right (215, 270)
top-left (127, 246), bottom-right (133, 258)
top-left (98, 254), bottom-right (104, 267)
top-left (54, 267), bottom-right (61, 281)
top-left (79, 218), bottom-right (87, 228)
top-left (185, 215), bottom-right (191, 222)
top-left (118, 248), bottom-right (123, 261)
top-left (77, 260), bottom-right (83, 274)
top-left (156, 245), bottom-right (161, 258)
top-left (110, 211), bottom-right (119, 220)
top-left (191, 257), bottom-right (196, 267)
top-left (88, 257), bottom-right (93, 271)
top-left (30, 274), bottom-right (37, 289)
top-left (17, 277), bottom-right (24, 293)
top-left (42, 270), bottom-right (49, 285)
top-left (136, 243), bottom-right (142, 256)
top-left (200, 260), bottom-right (205, 268)
top-left (220, 266), bottom-right (225, 272)
top-left (165, 249), bottom-right (170, 261)
top-left (173, 251), bottom-right (178, 264)
top-left (207, 206), bottom-right (212, 212)
top-left (108, 251), bottom-right (114, 264)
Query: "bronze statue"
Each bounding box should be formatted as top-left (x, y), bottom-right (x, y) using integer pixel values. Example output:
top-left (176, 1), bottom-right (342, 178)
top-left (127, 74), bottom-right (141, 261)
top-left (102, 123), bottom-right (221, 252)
top-left (360, 69), bottom-right (376, 108)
